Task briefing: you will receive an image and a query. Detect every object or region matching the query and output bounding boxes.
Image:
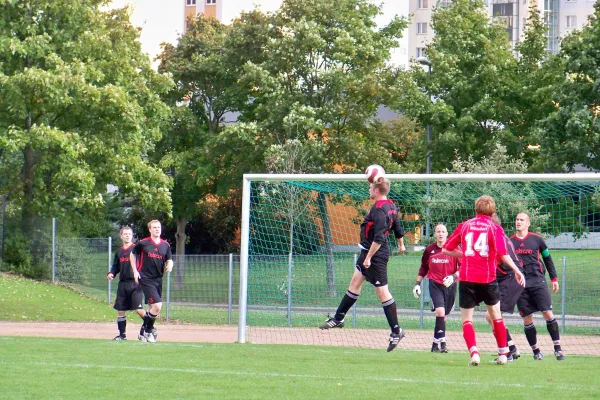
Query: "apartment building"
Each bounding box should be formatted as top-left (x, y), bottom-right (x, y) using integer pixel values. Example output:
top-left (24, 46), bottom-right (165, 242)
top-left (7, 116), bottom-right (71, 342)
top-left (408, 0), bottom-right (595, 62)
top-left (184, 0), bottom-right (222, 29)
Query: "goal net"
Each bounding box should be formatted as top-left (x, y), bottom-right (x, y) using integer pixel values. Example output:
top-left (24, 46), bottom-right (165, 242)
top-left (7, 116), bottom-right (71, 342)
top-left (238, 174), bottom-right (600, 356)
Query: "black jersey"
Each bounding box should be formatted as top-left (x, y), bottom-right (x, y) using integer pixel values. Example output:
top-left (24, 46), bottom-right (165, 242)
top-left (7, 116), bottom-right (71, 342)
top-left (110, 244), bottom-right (135, 281)
top-left (496, 234), bottom-right (523, 280)
top-left (510, 232), bottom-right (557, 287)
top-left (359, 199), bottom-right (404, 255)
top-left (133, 237), bottom-right (172, 279)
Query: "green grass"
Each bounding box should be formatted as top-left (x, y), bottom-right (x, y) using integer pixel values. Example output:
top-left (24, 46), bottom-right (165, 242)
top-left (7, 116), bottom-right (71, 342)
top-left (0, 273), bottom-right (114, 322)
top-left (0, 336), bottom-right (599, 400)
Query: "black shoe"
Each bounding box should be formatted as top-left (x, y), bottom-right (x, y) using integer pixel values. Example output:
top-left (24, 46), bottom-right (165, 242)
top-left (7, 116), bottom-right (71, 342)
top-left (440, 342), bottom-right (448, 353)
top-left (554, 350), bottom-right (565, 360)
top-left (113, 335), bottom-right (127, 341)
top-left (387, 329), bottom-right (406, 352)
top-left (319, 318), bottom-right (344, 330)
top-left (509, 347), bottom-right (520, 360)
top-left (431, 342), bottom-right (440, 353)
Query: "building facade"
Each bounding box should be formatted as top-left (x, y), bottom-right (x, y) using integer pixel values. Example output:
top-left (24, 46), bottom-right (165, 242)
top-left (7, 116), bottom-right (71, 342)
top-left (408, 0), bottom-right (595, 62)
top-left (184, 0), bottom-right (223, 30)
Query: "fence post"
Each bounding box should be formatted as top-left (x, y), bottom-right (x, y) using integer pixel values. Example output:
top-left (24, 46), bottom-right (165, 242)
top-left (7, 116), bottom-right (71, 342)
top-left (107, 236), bottom-right (112, 304)
top-left (419, 279), bottom-right (425, 329)
top-left (228, 253), bottom-right (233, 324)
top-left (561, 256), bottom-right (566, 334)
top-left (52, 218), bottom-right (56, 282)
top-left (166, 266), bottom-right (172, 322)
top-left (352, 253), bottom-right (357, 328)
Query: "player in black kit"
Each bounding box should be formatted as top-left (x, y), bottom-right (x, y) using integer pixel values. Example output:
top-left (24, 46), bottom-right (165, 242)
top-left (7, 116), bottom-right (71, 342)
top-left (510, 213), bottom-right (564, 360)
top-left (130, 220), bottom-right (173, 343)
top-left (107, 226), bottom-right (145, 340)
top-left (319, 178), bottom-right (407, 352)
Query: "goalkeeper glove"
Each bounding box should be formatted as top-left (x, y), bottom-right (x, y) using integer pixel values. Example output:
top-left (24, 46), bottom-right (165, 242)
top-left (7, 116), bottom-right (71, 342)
top-left (443, 274), bottom-right (456, 288)
top-left (412, 281), bottom-right (422, 299)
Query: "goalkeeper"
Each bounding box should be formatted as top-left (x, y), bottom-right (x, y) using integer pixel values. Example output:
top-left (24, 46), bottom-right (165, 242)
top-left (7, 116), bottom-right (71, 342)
top-left (319, 178), bottom-right (407, 352)
top-left (413, 224), bottom-right (459, 353)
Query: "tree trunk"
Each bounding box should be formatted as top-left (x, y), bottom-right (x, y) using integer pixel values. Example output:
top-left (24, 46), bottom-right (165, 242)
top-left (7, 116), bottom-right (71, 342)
top-left (174, 216), bottom-right (187, 290)
top-left (316, 192), bottom-right (336, 297)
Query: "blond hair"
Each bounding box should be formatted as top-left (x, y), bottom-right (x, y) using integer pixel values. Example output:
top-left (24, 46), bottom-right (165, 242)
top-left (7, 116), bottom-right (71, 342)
top-left (147, 220), bottom-right (161, 229)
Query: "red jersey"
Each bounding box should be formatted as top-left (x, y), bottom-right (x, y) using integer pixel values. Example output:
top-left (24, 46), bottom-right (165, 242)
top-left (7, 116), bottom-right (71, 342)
top-left (444, 214), bottom-right (508, 284)
top-left (418, 243), bottom-right (460, 285)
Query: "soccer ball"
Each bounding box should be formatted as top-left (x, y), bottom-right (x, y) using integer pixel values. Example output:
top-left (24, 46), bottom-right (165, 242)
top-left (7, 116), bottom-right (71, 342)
top-left (365, 164), bottom-right (386, 183)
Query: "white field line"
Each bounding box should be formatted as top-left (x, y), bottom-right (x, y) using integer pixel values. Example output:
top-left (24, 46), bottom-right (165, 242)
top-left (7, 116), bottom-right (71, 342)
top-left (0, 360), bottom-right (597, 392)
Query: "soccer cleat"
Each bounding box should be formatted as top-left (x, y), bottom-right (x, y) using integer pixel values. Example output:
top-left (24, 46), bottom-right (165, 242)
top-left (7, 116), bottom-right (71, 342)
top-left (509, 347), bottom-right (520, 360)
top-left (319, 318), bottom-right (345, 330)
top-left (469, 353), bottom-right (481, 366)
top-left (533, 351), bottom-right (544, 360)
top-left (554, 350), bottom-right (565, 361)
top-left (144, 331), bottom-right (156, 343)
top-left (431, 343), bottom-right (440, 353)
top-left (496, 354), bottom-right (508, 365)
top-left (387, 329), bottom-right (406, 352)
top-left (138, 334), bottom-right (147, 342)
top-left (440, 342), bottom-right (448, 353)
top-left (113, 335), bottom-right (127, 341)
top-left (152, 328), bottom-right (158, 341)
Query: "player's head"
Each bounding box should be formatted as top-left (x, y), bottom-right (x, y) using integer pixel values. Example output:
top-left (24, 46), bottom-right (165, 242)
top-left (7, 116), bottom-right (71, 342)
top-left (515, 212), bottom-right (530, 232)
top-left (492, 213), bottom-right (501, 225)
top-left (120, 226), bottom-right (133, 243)
top-left (370, 178), bottom-right (390, 199)
top-left (434, 224), bottom-right (448, 243)
top-left (148, 220), bottom-right (162, 238)
top-left (474, 195), bottom-right (496, 216)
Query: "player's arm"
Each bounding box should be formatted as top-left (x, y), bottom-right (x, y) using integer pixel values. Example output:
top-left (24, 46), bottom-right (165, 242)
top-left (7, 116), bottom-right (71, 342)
top-left (500, 254), bottom-right (525, 286)
top-left (413, 250), bottom-right (429, 299)
top-left (540, 239), bottom-right (559, 292)
top-left (130, 245), bottom-right (140, 283)
top-left (164, 246), bottom-right (174, 273)
top-left (107, 253), bottom-right (120, 281)
top-left (392, 214), bottom-right (406, 253)
top-left (363, 242), bottom-right (382, 268)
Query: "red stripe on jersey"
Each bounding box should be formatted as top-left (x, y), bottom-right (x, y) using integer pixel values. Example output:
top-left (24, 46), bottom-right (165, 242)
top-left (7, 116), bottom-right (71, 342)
top-left (137, 253), bottom-right (143, 272)
top-left (365, 221), bottom-right (373, 240)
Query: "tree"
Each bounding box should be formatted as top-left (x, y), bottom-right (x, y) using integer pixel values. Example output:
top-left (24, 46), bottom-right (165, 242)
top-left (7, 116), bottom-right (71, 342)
top-left (398, 0), bottom-right (520, 171)
top-left (533, 3), bottom-right (600, 171)
top-left (0, 0), bottom-right (173, 222)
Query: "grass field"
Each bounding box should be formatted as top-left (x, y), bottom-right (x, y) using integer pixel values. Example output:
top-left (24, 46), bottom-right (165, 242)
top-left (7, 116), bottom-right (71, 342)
top-left (0, 336), bottom-right (599, 400)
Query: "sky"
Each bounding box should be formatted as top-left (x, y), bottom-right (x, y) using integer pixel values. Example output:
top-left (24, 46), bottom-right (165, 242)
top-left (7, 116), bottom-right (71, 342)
top-left (108, 0), bottom-right (409, 68)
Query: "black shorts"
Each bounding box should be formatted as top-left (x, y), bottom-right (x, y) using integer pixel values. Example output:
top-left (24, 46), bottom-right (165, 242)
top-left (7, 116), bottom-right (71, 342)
top-left (517, 284), bottom-right (553, 317)
top-left (497, 274), bottom-right (524, 314)
top-left (113, 280), bottom-right (144, 312)
top-left (356, 249), bottom-right (389, 287)
top-left (459, 281), bottom-right (500, 309)
top-left (141, 277), bottom-right (163, 304)
top-left (429, 280), bottom-right (457, 315)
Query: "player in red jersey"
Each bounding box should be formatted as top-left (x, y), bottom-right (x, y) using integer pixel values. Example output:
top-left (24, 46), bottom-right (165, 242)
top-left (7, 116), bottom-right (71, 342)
top-left (413, 224), bottom-right (459, 353)
top-left (443, 195), bottom-right (525, 366)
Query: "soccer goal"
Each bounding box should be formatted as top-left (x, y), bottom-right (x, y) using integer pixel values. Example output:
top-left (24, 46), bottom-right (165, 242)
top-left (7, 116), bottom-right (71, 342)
top-left (238, 173), bottom-right (600, 355)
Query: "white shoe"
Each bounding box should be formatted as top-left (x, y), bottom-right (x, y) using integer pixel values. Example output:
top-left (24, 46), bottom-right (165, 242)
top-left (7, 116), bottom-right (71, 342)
top-left (138, 334), bottom-right (147, 342)
top-left (496, 354), bottom-right (508, 365)
top-left (144, 331), bottom-right (156, 343)
top-left (469, 353), bottom-right (480, 366)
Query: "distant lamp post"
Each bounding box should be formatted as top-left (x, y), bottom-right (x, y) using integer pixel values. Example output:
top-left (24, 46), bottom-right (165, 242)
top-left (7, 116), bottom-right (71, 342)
top-left (417, 56), bottom-right (432, 240)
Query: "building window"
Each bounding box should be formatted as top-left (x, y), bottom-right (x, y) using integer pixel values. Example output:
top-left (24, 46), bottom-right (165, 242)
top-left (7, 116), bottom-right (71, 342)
top-left (206, 0), bottom-right (216, 4)
top-left (186, 0), bottom-right (196, 5)
top-left (418, 0), bottom-right (428, 8)
top-left (417, 23), bottom-right (428, 34)
top-left (416, 48), bottom-right (426, 58)
top-left (566, 15), bottom-right (577, 28)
